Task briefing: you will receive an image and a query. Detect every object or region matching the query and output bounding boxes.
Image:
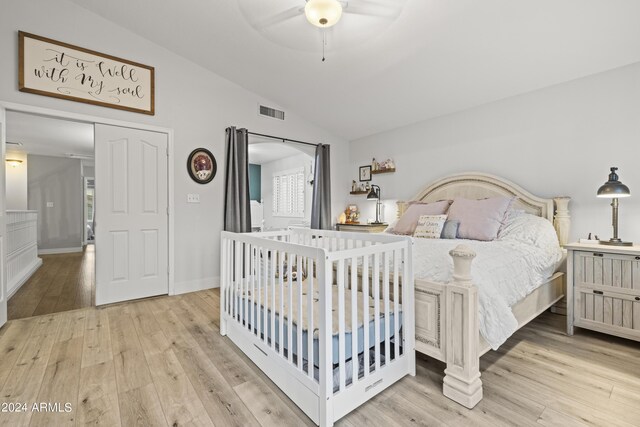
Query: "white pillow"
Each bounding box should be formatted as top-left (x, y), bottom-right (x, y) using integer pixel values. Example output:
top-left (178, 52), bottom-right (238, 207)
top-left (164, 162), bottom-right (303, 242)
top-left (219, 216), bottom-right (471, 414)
top-left (413, 214), bottom-right (447, 239)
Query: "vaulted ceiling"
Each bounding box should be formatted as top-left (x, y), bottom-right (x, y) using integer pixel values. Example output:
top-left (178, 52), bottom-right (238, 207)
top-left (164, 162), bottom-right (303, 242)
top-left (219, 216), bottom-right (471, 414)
top-left (71, 0), bottom-right (640, 140)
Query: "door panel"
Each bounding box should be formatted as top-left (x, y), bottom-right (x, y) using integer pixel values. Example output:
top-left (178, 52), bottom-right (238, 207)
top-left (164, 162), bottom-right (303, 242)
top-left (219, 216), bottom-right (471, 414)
top-left (95, 124), bottom-right (168, 305)
top-left (0, 105), bottom-right (6, 327)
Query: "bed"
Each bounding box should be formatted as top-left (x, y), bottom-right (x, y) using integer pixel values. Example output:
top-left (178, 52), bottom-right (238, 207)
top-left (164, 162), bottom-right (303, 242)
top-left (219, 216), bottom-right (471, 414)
top-left (220, 229), bottom-right (415, 426)
top-left (397, 172), bottom-right (571, 409)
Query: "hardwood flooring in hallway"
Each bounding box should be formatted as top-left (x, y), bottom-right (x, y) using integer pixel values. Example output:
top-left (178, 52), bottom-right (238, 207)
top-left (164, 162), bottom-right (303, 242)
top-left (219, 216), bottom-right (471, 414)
top-left (8, 245), bottom-right (95, 320)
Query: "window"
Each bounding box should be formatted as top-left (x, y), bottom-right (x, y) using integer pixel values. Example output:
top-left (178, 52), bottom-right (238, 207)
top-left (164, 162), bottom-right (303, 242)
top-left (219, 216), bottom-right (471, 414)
top-left (273, 168), bottom-right (305, 217)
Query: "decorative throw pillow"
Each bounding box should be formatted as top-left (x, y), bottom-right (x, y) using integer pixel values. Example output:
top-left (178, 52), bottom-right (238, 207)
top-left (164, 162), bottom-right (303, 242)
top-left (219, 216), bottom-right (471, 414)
top-left (413, 214), bottom-right (448, 239)
top-left (390, 200), bottom-right (452, 235)
top-left (447, 196), bottom-right (515, 241)
top-left (440, 220), bottom-right (460, 239)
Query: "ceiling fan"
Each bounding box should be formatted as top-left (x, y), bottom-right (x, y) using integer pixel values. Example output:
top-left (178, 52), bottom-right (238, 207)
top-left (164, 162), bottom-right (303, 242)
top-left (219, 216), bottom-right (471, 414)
top-left (255, 0), bottom-right (404, 30)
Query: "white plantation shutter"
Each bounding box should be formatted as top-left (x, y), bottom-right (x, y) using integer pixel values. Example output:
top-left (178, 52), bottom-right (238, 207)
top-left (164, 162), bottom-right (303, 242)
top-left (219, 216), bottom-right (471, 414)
top-left (272, 168), bottom-right (305, 217)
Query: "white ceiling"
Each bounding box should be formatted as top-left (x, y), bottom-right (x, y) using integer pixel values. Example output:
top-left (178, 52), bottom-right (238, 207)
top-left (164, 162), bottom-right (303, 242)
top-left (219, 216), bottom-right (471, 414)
top-left (71, 0), bottom-right (640, 140)
top-left (6, 111), bottom-right (94, 158)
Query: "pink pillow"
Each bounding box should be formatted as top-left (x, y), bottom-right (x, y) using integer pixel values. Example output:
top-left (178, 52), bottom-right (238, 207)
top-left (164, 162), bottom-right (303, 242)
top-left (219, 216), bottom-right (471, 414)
top-left (447, 197), bottom-right (515, 241)
top-left (391, 200), bottom-right (452, 235)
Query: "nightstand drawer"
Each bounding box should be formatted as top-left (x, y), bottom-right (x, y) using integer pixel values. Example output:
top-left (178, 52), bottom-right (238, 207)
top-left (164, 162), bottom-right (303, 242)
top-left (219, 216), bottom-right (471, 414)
top-left (574, 251), bottom-right (640, 291)
top-left (575, 287), bottom-right (640, 340)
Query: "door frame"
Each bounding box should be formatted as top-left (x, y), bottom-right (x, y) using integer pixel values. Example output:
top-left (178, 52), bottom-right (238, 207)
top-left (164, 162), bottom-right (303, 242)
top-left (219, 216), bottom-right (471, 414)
top-left (83, 176), bottom-right (95, 245)
top-left (0, 100), bottom-right (175, 299)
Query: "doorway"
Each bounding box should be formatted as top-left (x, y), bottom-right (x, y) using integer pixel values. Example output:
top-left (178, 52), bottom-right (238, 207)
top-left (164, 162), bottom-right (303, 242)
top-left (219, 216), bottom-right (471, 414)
top-left (1, 103), bottom-right (173, 324)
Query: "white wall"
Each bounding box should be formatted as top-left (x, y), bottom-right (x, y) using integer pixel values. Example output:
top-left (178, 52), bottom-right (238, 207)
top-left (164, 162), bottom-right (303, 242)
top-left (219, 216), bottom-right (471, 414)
top-left (261, 152), bottom-right (314, 230)
top-left (5, 151), bottom-right (27, 210)
top-left (1, 0), bottom-right (349, 292)
top-left (349, 62), bottom-right (640, 243)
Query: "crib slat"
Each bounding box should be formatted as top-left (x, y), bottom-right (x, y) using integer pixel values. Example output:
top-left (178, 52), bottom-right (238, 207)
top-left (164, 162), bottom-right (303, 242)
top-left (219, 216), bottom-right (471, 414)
top-left (297, 255), bottom-right (304, 371)
top-left (307, 256), bottom-right (314, 378)
top-left (373, 252), bottom-right (381, 371)
top-left (244, 243), bottom-right (250, 329)
top-left (362, 254), bottom-right (370, 377)
top-left (337, 259), bottom-right (346, 391)
top-left (234, 242), bottom-right (240, 321)
top-left (271, 252), bottom-right (277, 349)
top-left (384, 251), bottom-right (391, 364)
top-left (264, 249), bottom-right (269, 344)
top-left (288, 253), bottom-right (293, 363)
top-left (279, 251), bottom-right (285, 356)
top-left (394, 249), bottom-right (400, 360)
top-left (251, 246), bottom-right (256, 335)
top-left (350, 256), bottom-right (358, 384)
top-left (257, 247), bottom-right (262, 340)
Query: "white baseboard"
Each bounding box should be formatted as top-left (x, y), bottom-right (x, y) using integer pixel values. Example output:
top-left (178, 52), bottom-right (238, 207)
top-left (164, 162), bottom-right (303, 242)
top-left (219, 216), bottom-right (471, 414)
top-left (38, 247), bottom-right (83, 255)
top-left (173, 276), bottom-right (220, 295)
top-left (7, 258), bottom-right (43, 298)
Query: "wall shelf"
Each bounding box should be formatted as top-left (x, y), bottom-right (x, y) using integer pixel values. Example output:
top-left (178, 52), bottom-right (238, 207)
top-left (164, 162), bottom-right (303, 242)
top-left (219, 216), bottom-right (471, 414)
top-left (350, 190), bottom-right (369, 195)
top-left (372, 168), bottom-right (396, 175)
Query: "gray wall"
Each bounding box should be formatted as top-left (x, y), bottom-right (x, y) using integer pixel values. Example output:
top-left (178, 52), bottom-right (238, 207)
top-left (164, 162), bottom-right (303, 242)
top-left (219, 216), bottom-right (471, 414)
top-left (349, 62), bottom-right (640, 242)
top-left (28, 154), bottom-right (83, 251)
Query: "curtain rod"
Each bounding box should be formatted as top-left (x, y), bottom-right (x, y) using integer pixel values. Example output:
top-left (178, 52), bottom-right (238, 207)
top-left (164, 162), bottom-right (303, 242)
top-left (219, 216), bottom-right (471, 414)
top-left (247, 131), bottom-right (319, 148)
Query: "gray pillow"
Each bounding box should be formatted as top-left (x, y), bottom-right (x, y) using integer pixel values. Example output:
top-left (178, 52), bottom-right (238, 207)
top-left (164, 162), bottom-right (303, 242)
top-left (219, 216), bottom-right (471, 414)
top-left (440, 220), bottom-right (460, 239)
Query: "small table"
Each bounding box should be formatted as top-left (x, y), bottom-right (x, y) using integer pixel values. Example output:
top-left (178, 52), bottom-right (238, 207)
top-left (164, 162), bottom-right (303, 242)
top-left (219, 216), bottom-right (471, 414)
top-left (335, 223), bottom-right (388, 233)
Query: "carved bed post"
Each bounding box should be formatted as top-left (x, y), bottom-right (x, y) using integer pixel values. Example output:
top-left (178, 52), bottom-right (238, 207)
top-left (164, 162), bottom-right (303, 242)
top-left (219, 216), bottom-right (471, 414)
top-left (443, 245), bottom-right (482, 408)
top-left (553, 197), bottom-right (571, 246)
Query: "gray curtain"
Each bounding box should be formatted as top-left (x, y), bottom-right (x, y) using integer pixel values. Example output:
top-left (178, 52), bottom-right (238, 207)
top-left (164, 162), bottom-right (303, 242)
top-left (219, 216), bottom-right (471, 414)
top-left (311, 143), bottom-right (332, 230)
top-left (224, 127), bottom-right (251, 232)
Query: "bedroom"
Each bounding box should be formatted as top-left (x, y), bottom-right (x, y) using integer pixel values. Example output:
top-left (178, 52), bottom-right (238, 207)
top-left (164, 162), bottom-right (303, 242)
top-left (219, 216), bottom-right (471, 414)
top-left (0, 0), bottom-right (639, 426)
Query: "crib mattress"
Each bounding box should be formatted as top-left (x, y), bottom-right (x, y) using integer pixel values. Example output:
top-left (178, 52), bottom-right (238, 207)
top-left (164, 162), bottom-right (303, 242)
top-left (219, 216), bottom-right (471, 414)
top-left (234, 278), bottom-right (402, 365)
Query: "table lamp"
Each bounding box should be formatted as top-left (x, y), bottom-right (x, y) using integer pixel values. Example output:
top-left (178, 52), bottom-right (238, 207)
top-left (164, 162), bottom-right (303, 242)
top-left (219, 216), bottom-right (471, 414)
top-left (597, 167), bottom-right (632, 246)
top-left (367, 184), bottom-right (383, 224)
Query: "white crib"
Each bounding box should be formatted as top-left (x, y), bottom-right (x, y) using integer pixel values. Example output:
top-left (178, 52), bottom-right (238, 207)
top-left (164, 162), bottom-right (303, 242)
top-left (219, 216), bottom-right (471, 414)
top-left (220, 229), bottom-right (415, 426)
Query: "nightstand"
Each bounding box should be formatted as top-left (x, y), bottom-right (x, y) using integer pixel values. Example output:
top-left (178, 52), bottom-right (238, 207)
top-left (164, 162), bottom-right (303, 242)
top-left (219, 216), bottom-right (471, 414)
top-left (335, 223), bottom-right (388, 233)
top-left (565, 242), bottom-right (640, 342)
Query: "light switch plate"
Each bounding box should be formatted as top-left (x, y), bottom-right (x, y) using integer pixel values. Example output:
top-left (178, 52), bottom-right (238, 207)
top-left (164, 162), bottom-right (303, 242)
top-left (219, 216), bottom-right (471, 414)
top-left (46, 202), bottom-right (54, 208)
top-left (187, 194), bottom-right (200, 203)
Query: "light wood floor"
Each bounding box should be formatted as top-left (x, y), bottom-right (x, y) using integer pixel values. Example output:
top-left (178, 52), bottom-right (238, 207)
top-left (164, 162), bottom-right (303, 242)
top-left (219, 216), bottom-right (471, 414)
top-left (0, 288), bottom-right (639, 427)
top-left (8, 245), bottom-right (95, 320)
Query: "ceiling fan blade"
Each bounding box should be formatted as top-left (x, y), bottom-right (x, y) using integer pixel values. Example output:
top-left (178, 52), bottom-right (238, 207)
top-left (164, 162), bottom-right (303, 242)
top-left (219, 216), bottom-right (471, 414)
top-left (342, 5), bottom-right (399, 18)
top-left (341, 0), bottom-right (402, 10)
top-left (254, 6), bottom-right (304, 30)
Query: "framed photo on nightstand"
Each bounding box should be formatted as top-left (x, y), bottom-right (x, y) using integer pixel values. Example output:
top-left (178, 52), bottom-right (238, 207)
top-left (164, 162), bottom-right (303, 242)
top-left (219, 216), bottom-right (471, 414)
top-left (359, 165), bottom-right (372, 181)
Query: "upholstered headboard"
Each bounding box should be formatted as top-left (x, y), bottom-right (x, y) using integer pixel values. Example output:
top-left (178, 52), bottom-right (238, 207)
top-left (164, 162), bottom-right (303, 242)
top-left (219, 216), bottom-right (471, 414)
top-left (397, 172), bottom-right (571, 245)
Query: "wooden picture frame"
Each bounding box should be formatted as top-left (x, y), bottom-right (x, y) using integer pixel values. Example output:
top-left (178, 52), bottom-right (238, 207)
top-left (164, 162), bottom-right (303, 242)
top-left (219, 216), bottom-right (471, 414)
top-left (19, 31), bottom-right (155, 115)
top-left (359, 165), bottom-right (372, 182)
top-left (187, 148), bottom-right (217, 184)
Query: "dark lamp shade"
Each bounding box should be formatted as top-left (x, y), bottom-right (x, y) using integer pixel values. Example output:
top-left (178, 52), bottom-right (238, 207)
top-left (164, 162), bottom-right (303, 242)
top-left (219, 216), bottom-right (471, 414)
top-left (367, 188), bottom-right (379, 199)
top-left (597, 182), bottom-right (630, 198)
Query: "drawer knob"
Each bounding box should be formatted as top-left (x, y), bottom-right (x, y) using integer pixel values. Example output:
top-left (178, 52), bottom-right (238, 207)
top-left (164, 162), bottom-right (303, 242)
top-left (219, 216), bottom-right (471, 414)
top-left (593, 253), bottom-right (604, 257)
top-left (636, 297), bottom-right (640, 301)
top-left (636, 256), bottom-right (640, 260)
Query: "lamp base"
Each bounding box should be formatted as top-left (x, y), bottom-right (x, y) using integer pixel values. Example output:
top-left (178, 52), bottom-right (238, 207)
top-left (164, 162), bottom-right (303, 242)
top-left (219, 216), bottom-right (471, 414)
top-left (599, 239), bottom-right (633, 246)
top-left (369, 221), bottom-right (385, 225)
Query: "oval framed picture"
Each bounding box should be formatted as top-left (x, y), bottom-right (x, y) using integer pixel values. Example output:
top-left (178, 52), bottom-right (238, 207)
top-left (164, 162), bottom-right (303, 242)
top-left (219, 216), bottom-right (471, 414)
top-left (187, 148), bottom-right (217, 184)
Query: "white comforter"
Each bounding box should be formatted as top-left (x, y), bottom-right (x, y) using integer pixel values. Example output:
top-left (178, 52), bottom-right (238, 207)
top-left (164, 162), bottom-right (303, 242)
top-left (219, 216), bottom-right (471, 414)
top-left (407, 213), bottom-right (563, 349)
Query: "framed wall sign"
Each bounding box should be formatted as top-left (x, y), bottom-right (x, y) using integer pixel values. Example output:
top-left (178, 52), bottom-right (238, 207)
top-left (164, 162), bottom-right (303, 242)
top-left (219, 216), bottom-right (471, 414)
top-left (19, 31), bottom-right (155, 115)
top-left (187, 148), bottom-right (217, 184)
top-left (359, 165), bottom-right (372, 181)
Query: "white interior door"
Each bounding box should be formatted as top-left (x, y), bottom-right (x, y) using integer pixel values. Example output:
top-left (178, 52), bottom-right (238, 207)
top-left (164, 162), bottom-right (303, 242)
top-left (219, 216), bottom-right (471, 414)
top-left (95, 124), bottom-right (168, 305)
top-left (0, 105), bottom-right (7, 326)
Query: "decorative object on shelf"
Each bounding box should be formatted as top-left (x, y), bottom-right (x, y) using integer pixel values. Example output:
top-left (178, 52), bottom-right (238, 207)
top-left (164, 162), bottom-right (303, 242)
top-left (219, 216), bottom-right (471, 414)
top-left (187, 148), bottom-right (217, 184)
top-left (19, 31), bottom-right (155, 115)
top-left (344, 205), bottom-right (360, 224)
top-left (365, 182), bottom-right (371, 192)
top-left (352, 180), bottom-right (358, 192)
top-left (5, 158), bottom-right (23, 168)
top-left (359, 165), bottom-right (372, 181)
top-left (597, 167), bottom-right (632, 246)
top-left (372, 158), bottom-right (379, 171)
top-left (371, 158), bottom-right (396, 174)
top-left (367, 184), bottom-right (383, 224)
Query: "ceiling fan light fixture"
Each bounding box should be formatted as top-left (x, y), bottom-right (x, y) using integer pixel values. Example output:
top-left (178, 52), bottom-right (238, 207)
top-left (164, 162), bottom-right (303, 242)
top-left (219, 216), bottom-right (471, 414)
top-left (305, 0), bottom-right (343, 28)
